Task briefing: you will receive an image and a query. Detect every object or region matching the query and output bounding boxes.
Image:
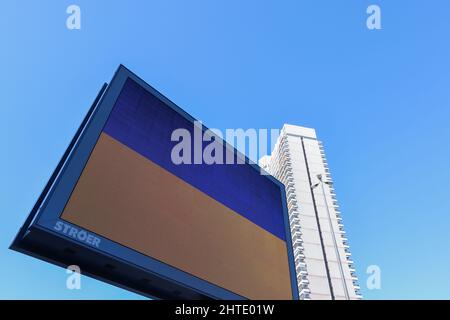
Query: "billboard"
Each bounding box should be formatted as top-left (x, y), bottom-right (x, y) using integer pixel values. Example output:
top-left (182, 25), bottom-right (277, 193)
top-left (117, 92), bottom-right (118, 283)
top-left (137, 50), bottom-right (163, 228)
top-left (11, 65), bottom-right (298, 300)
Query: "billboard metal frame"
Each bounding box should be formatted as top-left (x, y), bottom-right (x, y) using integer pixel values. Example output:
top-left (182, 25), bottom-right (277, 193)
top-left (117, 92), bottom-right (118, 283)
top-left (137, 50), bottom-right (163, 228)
top-left (11, 65), bottom-right (299, 300)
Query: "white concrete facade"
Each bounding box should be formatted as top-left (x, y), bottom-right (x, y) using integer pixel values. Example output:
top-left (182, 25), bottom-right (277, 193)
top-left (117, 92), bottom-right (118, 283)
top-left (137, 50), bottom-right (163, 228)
top-left (259, 124), bottom-right (362, 300)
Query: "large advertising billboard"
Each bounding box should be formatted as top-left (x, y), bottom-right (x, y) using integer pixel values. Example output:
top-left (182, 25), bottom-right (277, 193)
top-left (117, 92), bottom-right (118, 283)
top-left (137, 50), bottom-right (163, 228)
top-left (11, 65), bottom-right (298, 300)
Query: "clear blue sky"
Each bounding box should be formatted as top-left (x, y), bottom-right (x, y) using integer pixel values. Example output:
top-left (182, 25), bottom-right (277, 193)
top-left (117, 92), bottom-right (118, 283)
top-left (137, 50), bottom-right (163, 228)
top-left (2, 0), bottom-right (450, 299)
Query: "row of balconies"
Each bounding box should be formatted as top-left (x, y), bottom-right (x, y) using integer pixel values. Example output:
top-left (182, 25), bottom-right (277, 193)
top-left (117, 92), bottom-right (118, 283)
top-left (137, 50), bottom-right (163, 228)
top-left (335, 212), bottom-right (355, 277)
top-left (285, 176), bottom-right (312, 299)
top-left (276, 137), bottom-right (314, 300)
top-left (353, 276), bottom-right (362, 298)
top-left (291, 231), bottom-right (310, 299)
top-left (323, 168), bottom-right (356, 285)
top-left (308, 141), bottom-right (363, 299)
